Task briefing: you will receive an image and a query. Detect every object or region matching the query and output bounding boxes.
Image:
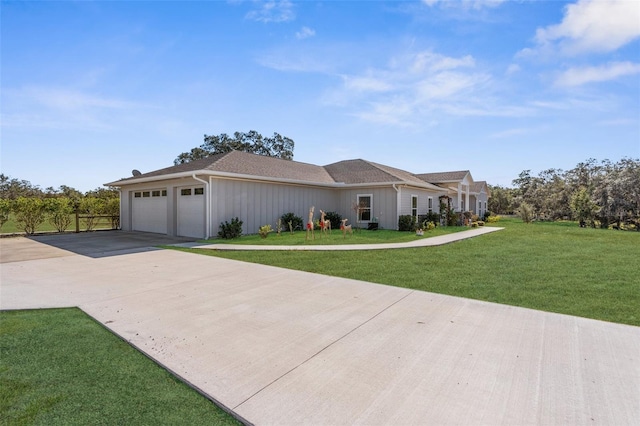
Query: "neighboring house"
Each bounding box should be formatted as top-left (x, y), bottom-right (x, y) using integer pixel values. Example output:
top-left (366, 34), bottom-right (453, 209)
top-left (105, 151), bottom-right (489, 239)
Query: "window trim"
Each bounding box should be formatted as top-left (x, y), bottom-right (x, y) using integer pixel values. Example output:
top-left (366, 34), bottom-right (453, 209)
top-left (411, 195), bottom-right (418, 219)
top-left (357, 194), bottom-right (373, 222)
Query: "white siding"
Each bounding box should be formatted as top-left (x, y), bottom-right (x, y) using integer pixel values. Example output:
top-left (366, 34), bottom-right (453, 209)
top-left (210, 178), bottom-right (337, 236)
top-left (178, 186), bottom-right (206, 238)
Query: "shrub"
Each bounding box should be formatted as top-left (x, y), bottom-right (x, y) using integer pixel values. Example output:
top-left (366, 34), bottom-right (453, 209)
top-left (483, 211), bottom-right (493, 221)
top-left (398, 215), bottom-right (417, 232)
top-left (79, 197), bottom-right (106, 231)
top-left (258, 224), bottom-right (272, 239)
top-left (425, 221), bottom-right (436, 231)
top-left (0, 198), bottom-right (11, 231)
top-left (13, 197), bottom-right (46, 235)
top-left (486, 214), bottom-right (501, 223)
top-left (324, 211), bottom-right (342, 230)
top-left (518, 203), bottom-right (534, 224)
top-left (218, 217), bottom-right (243, 239)
top-left (104, 197), bottom-right (120, 229)
top-left (280, 212), bottom-right (303, 233)
top-left (447, 211), bottom-right (459, 227)
top-left (46, 197), bottom-right (74, 232)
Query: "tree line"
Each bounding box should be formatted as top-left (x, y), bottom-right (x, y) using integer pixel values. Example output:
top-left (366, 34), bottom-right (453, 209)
top-left (0, 174), bottom-right (120, 234)
top-left (488, 158), bottom-right (639, 229)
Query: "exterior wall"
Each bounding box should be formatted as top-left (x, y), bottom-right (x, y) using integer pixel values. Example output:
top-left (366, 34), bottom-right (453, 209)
top-left (210, 178), bottom-right (337, 236)
top-left (334, 187), bottom-right (398, 230)
top-left (398, 187), bottom-right (445, 220)
top-left (119, 176), bottom-right (207, 237)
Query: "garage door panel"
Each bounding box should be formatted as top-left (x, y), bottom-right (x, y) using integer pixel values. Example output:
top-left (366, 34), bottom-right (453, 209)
top-left (178, 187), bottom-right (205, 238)
top-left (132, 191), bottom-right (167, 234)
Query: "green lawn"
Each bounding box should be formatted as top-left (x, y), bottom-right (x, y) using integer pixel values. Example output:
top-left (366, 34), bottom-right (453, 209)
top-left (174, 219), bottom-right (640, 326)
top-left (205, 226), bottom-right (467, 245)
top-left (0, 308), bottom-right (241, 425)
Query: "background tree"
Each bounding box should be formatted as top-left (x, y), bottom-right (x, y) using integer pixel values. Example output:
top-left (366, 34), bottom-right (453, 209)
top-left (571, 188), bottom-right (598, 227)
top-left (488, 185), bottom-right (515, 215)
top-left (174, 130), bottom-right (295, 164)
top-left (46, 197), bottom-right (74, 232)
top-left (13, 197), bottom-right (46, 234)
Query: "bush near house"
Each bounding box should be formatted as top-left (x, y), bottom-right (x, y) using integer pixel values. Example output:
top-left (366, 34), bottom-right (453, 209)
top-left (218, 217), bottom-right (243, 239)
top-left (280, 212), bottom-right (303, 233)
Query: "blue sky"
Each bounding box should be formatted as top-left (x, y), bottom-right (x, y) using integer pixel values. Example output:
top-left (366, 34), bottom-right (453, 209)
top-left (2, 0), bottom-right (639, 192)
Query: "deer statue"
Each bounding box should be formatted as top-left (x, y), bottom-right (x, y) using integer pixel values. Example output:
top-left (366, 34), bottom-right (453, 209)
top-left (340, 218), bottom-right (353, 238)
top-left (319, 209), bottom-right (331, 236)
top-left (306, 206), bottom-right (315, 241)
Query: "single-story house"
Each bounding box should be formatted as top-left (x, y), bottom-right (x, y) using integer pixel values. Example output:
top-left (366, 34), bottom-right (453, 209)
top-left (105, 150), bottom-right (489, 239)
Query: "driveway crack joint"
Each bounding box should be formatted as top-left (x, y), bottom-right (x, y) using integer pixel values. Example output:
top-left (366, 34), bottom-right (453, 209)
top-left (233, 290), bottom-right (414, 410)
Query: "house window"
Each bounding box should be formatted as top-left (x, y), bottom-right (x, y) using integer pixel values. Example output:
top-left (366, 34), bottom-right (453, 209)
top-left (461, 199), bottom-right (465, 211)
top-left (134, 192), bottom-right (141, 198)
top-left (152, 190), bottom-right (161, 197)
top-left (428, 197), bottom-right (433, 213)
top-left (357, 194), bottom-right (372, 222)
top-left (411, 195), bottom-right (418, 219)
top-left (142, 191), bottom-right (150, 198)
top-left (181, 188), bottom-right (192, 196)
top-left (194, 187), bottom-right (204, 195)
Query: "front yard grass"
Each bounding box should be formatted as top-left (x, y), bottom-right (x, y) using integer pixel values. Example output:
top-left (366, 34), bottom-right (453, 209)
top-left (173, 219), bottom-right (640, 326)
top-left (0, 308), bottom-right (240, 425)
top-left (204, 226), bottom-right (466, 245)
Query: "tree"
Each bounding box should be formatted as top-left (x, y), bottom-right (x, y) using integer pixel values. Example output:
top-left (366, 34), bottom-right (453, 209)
top-left (0, 174), bottom-right (44, 199)
top-left (0, 199), bottom-right (11, 231)
top-left (571, 188), bottom-right (598, 227)
top-left (488, 185), bottom-right (515, 215)
top-left (174, 130), bottom-right (295, 164)
top-left (518, 202), bottom-right (534, 224)
top-left (13, 197), bottom-right (46, 235)
top-left (46, 197), bottom-right (74, 232)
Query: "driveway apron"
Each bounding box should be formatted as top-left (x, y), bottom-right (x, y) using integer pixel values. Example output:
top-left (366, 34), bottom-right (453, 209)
top-left (1, 233), bottom-right (638, 425)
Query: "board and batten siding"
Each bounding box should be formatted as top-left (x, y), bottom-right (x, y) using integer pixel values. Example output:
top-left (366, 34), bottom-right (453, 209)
top-left (398, 187), bottom-right (445, 218)
top-left (210, 178), bottom-right (337, 236)
top-left (335, 187), bottom-right (398, 230)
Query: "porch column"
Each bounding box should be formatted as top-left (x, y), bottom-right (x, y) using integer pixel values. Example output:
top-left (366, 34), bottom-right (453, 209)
top-left (465, 185), bottom-right (470, 213)
top-left (457, 183), bottom-right (462, 211)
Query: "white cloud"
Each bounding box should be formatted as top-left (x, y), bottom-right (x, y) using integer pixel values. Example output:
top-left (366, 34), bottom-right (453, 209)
top-left (295, 26), bottom-right (315, 40)
top-left (528, 0), bottom-right (640, 56)
top-left (506, 63), bottom-right (521, 75)
top-left (342, 75), bottom-right (393, 93)
top-left (555, 61), bottom-right (640, 87)
top-left (246, 0), bottom-right (295, 23)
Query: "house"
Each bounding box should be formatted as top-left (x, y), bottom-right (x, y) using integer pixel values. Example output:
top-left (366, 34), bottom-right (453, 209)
top-left (416, 171), bottom-right (490, 218)
top-left (105, 151), bottom-right (489, 239)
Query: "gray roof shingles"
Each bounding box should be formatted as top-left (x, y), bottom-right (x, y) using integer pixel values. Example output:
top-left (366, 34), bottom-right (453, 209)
top-left (109, 151), bottom-right (467, 190)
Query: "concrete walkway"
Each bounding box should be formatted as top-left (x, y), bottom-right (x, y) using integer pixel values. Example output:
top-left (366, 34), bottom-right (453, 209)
top-left (191, 226), bottom-right (503, 251)
top-left (1, 233), bottom-right (638, 425)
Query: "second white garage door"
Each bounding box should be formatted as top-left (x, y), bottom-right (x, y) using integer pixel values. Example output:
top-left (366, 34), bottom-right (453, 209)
top-left (177, 186), bottom-right (206, 238)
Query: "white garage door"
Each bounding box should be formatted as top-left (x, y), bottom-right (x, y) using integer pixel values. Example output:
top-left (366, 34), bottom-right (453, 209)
top-left (132, 189), bottom-right (167, 234)
top-left (178, 186), bottom-right (205, 238)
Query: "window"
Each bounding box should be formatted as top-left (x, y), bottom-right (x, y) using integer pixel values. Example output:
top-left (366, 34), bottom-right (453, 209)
top-left (411, 195), bottom-right (418, 219)
top-left (461, 199), bottom-right (465, 211)
top-left (134, 192), bottom-right (141, 198)
top-left (152, 190), bottom-right (161, 197)
top-left (161, 190), bottom-right (167, 196)
top-left (428, 197), bottom-right (433, 213)
top-left (142, 191), bottom-right (150, 198)
top-left (194, 187), bottom-right (204, 195)
top-left (181, 188), bottom-right (192, 196)
top-left (357, 194), bottom-right (372, 222)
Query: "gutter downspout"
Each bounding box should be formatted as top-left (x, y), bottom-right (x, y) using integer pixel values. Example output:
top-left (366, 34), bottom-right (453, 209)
top-left (192, 174), bottom-right (211, 239)
top-left (393, 184), bottom-right (401, 230)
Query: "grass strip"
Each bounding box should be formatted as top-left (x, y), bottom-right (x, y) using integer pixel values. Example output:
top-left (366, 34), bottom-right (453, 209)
top-left (0, 308), bottom-right (241, 425)
top-left (203, 226), bottom-right (466, 245)
top-left (172, 219), bottom-right (640, 326)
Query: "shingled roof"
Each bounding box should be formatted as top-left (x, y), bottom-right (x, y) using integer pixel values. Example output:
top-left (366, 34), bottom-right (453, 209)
top-left (324, 159), bottom-right (430, 185)
top-left (416, 170), bottom-right (470, 183)
top-left (109, 150), bottom-right (334, 185)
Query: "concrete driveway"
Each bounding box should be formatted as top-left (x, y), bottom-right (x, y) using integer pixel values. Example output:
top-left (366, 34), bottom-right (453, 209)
top-left (1, 233), bottom-right (638, 425)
